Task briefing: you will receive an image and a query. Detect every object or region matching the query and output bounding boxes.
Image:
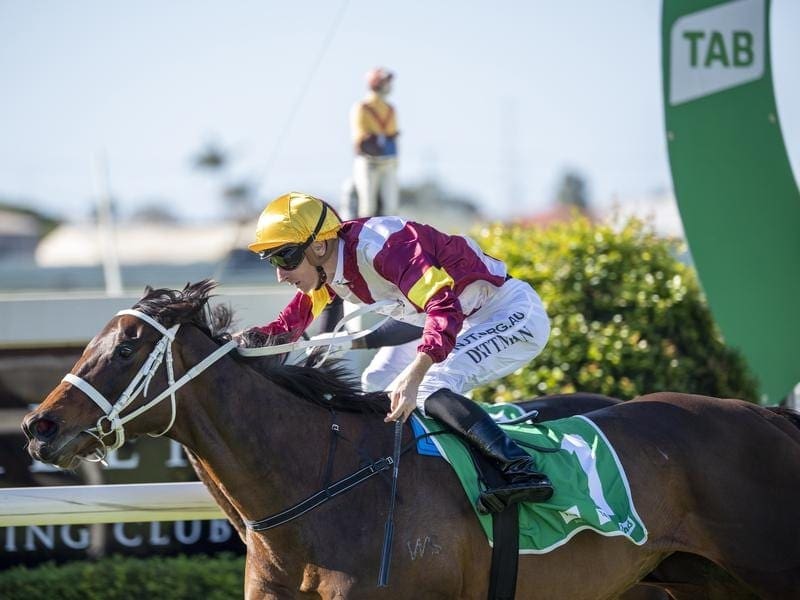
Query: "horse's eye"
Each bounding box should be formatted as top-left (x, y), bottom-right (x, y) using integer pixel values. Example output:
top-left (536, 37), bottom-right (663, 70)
top-left (116, 343), bottom-right (135, 359)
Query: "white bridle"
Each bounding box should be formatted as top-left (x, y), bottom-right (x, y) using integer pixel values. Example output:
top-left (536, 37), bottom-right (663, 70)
top-left (62, 309), bottom-right (237, 461)
top-left (61, 300), bottom-right (401, 462)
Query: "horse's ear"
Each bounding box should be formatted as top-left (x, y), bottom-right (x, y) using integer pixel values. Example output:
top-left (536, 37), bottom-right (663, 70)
top-left (143, 285), bottom-right (154, 296)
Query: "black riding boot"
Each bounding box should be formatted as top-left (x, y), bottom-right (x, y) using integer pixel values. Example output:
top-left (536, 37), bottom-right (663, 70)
top-left (424, 388), bottom-right (554, 513)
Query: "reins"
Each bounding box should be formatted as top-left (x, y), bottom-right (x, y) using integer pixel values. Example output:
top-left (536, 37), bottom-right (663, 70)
top-left (237, 299), bottom-right (403, 365)
top-left (62, 301), bottom-right (402, 462)
top-left (244, 408), bottom-right (395, 532)
top-left (61, 299), bottom-right (549, 589)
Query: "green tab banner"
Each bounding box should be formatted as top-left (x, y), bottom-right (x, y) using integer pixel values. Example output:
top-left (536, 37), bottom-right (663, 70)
top-left (662, 0), bottom-right (800, 403)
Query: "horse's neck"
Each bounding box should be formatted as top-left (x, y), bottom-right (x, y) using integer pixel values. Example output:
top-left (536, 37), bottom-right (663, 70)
top-left (170, 336), bottom-right (336, 523)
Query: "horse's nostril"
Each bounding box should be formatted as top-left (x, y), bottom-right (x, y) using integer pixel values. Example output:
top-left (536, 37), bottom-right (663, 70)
top-left (32, 418), bottom-right (58, 441)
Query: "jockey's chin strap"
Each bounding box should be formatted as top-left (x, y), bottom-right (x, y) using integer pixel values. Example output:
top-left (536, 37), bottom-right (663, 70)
top-left (62, 309), bottom-right (237, 462)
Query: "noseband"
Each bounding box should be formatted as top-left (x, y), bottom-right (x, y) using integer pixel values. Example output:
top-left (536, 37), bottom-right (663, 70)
top-left (62, 309), bottom-right (237, 461)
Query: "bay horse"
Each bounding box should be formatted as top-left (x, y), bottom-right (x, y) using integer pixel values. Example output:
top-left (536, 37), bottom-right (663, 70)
top-left (22, 281), bottom-right (800, 599)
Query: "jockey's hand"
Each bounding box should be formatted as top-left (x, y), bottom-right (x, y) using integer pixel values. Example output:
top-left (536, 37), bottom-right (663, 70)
top-left (232, 329), bottom-right (249, 346)
top-left (384, 352), bottom-right (433, 423)
top-left (386, 381), bottom-right (418, 423)
top-left (233, 327), bottom-right (271, 348)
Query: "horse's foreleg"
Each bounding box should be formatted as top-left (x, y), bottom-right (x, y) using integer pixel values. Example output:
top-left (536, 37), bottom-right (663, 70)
top-left (244, 556), bottom-right (358, 600)
top-left (244, 552), bottom-right (314, 600)
top-left (299, 564), bottom-right (356, 600)
top-left (244, 572), bottom-right (306, 600)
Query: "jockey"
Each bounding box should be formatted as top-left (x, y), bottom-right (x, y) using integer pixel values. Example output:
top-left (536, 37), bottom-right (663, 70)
top-left (246, 192), bottom-right (554, 510)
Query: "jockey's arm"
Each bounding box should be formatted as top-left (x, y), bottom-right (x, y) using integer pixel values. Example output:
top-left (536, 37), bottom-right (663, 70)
top-left (237, 291), bottom-right (316, 345)
top-left (351, 319), bottom-right (423, 350)
top-left (384, 289), bottom-right (464, 422)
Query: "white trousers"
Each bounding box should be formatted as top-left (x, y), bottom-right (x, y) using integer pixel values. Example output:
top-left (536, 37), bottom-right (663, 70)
top-left (361, 278), bottom-right (551, 412)
top-left (362, 339), bottom-right (420, 392)
top-left (353, 156), bottom-right (399, 217)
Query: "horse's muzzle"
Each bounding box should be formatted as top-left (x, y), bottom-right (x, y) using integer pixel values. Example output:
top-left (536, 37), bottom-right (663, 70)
top-left (23, 414), bottom-right (60, 444)
top-left (22, 413), bottom-right (91, 469)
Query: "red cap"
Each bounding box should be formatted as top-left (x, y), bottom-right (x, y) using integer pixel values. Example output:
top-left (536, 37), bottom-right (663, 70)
top-left (366, 67), bottom-right (393, 91)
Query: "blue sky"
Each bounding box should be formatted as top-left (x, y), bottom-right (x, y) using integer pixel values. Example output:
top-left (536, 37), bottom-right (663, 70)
top-left (1, 0), bottom-right (797, 222)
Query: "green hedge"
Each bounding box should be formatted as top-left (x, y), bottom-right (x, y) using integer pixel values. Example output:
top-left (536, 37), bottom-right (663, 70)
top-left (0, 554), bottom-right (245, 600)
top-left (471, 216), bottom-right (759, 403)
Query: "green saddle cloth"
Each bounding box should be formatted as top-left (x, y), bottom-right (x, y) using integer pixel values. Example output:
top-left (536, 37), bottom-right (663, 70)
top-left (413, 404), bottom-right (648, 553)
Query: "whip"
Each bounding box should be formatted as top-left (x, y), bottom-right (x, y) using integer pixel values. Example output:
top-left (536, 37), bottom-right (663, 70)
top-left (378, 419), bottom-right (403, 587)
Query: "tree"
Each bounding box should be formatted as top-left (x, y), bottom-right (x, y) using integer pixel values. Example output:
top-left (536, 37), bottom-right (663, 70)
top-left (554, 170), bottom-right (590, 211)
top-left (470, 215), bottom-right (759, 403)
top-left (190, 140), bottom-right (255, 223)
top-left (0, 200), bottom-right (61, 237)
top-left (130, 202), bottom-right (180, 224)
top-left (191, 142), bottom-right (228, 171)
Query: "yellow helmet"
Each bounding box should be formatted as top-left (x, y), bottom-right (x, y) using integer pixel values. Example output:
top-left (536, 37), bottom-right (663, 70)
top-left (248, 192), bottom-right (342, 255)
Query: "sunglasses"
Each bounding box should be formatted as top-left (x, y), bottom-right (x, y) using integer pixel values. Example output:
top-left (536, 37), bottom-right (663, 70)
top-left (259, 203), bottom-right (329, 270)
top-left (260, 243), bottom-right (309, 270)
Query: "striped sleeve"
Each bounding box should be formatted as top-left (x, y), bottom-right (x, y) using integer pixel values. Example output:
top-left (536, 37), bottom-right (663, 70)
top-left (373, 227), bottom-right (464, 362)
top-left (255, 288), bottom-right (331, 342)
top-left (414, 287), bottom-right (464, 363)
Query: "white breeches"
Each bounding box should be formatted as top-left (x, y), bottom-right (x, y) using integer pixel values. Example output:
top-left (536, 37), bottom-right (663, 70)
top-left (353, 156), bottom-right (399, 217)
top-left (360, 278), bottom-right (551, 412)
top-left (361, 340), bottom-right (420, 393)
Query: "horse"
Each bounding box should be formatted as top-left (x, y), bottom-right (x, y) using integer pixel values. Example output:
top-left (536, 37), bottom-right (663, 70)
top-left (22, 281), bottom-right (800, 599)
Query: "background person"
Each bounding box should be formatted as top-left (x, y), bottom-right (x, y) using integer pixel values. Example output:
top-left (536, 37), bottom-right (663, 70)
top-left (242, 192), bottom-right (554, 511)
top-left (350, 67), bottom-right (399, 217)
top-left (337, 69), bottom-right (407, 356)
top-left (324, 67), bottom-right (399, 336)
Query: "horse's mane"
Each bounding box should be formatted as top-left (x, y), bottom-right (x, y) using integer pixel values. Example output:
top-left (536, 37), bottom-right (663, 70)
top-left (133, 279), bottom-right (234, 343)
top-left (132, 279), bottom-right (389, 414)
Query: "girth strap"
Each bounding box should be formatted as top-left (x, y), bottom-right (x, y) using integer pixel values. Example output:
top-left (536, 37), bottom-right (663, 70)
top-left (467, 444), bottom-right (521, 600)
top-left (244, 457), bottom-right (393, 532)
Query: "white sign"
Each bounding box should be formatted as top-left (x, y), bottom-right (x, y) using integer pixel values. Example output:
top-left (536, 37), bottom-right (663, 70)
top-left (670, 0), bottom-right (764, 105)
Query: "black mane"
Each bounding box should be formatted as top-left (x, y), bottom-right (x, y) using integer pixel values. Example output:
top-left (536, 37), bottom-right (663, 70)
top-left (133, 279), bottom-right (389, 414)
top-left (133, 279), bottom-right (233, 342)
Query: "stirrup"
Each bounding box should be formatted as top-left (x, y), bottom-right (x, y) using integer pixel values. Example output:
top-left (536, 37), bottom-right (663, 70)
top-left (476, 481), bottom-right (554, 515)
top-left (476, 492), bottom-right (507, 515)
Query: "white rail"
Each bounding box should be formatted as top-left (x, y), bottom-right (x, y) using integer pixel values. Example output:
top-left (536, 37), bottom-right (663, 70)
top-left (0, 287), bottom-right (293, 348)
top-left (0, 482), bottom-right (223, 527)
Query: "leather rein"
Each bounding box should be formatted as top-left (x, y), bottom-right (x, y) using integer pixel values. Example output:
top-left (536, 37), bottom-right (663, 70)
top-left (60, 306), bottom-right (399, 531)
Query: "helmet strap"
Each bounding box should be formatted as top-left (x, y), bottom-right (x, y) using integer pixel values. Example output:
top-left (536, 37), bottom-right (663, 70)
top-left (310, 239), bottom-right (334, 290)
top-left (315, 266), bottom-right (327, 290)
